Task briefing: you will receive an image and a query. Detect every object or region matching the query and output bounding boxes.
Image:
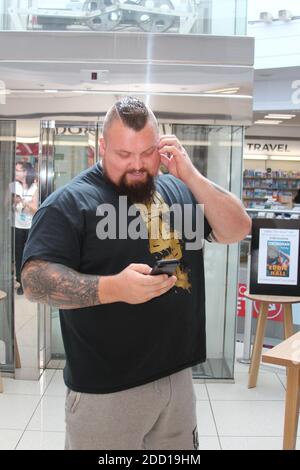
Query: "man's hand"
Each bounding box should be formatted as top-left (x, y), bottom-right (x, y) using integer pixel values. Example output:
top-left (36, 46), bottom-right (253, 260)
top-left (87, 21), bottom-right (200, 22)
top-left (158, 135), bottom-right (196, 184)
top-left (100, 263), bottom-right (177, 304)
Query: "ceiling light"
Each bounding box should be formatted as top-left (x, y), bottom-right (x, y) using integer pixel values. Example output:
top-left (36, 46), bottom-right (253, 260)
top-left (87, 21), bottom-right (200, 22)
top-left (204, 87), bottom-right (240, 94)
top-left (264, 114), bottom-right (296, 119)
top-left (269, 156), bottom-right (300, 161)
top-left (44, 89), bottom-right (59, 93)
top-left (243, 154), bottom-right (268, 160)
top-left (254, 120), bottom-right (282, 125)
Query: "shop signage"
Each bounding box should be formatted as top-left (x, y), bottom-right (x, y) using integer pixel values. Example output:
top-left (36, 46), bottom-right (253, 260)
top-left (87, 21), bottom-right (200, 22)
top-left (237, 283), bottom-right (284, 322)
top-left (245, 140), bottom-right (300, 156)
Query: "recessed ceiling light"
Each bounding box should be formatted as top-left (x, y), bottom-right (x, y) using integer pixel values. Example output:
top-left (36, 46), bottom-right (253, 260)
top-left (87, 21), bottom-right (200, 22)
top-left (254, 120), bottom-right (282, 125)
top-left (44, 89), bottom-right (59, 93)
top-left (205, 87), bottom-right (240, 94)
top-left (264, 114), bottom-right (296, 119)
top-left (244, 155), bottom-right (268, 160)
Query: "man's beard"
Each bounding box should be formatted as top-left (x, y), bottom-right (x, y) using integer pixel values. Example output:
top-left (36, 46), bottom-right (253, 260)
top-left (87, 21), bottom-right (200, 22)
top-left (103, 166), bottom-right (155, 204)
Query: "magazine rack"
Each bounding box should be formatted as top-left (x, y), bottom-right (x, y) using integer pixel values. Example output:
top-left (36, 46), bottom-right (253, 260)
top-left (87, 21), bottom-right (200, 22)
top-left (243, 291), bottom-right (300, 389)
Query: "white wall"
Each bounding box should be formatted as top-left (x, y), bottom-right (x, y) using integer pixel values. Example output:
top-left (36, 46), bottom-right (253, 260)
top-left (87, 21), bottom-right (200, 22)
top-left (248, 1), bottom-right (300, 69)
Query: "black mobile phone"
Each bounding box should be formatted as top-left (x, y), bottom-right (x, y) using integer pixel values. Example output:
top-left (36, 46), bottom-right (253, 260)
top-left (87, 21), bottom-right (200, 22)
top-left (150, 259), bottom-right (179, 276)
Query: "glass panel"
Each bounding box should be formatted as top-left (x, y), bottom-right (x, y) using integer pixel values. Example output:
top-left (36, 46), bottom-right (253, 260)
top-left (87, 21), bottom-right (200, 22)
top-left (223, 126), bottom-right (243, 377)
top-left (46, 122), bottom-right (98, 362)
top-left (0, 120), bottom-right (15, 373)
top-left (1, 0), bottom-right (247, 35)
top-left (173, 124), bottom-right (243, 379)
top-left (14, 120), bottom-right (40, 380)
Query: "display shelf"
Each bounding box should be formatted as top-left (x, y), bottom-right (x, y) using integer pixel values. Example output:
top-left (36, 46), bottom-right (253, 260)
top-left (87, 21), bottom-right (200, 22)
top-left (243, 170), bottom-right (300, 208)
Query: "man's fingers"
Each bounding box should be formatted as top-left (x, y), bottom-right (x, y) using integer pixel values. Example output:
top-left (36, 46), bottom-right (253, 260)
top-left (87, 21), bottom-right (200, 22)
top-left (130, 263), bottom-right (152, 275)
top-left (151, 279), bottom-right (177, 297)
top-left (146, 275), bottom-right (177, 290)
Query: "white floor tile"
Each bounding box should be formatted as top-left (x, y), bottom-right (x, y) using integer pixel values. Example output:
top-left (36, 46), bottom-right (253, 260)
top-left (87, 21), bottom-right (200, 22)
top-left (44, 370), bottom-right (66, 397)
top-left (16, 430), bottom-right (65, 450)
top-left (0, 429), bottom-right (23, 450)
top-left (211, 400), bottom-right (300, 437)
top-left (198, 436), bottom-right (221, 450)
top-left (27, 395), bottom-right (65, 432)
top-left (193, 384), bottom-right (209, 401)
top-left (220, 436), bottom-right (300, 450)
top-left (207, 371), bottom-right (285, 401)
top-left (196, 402), bottom-right (218, 436)
top-left (0, 395), bottom-right (40, 430)
top-left (2, 369), bottom-right (55, 396)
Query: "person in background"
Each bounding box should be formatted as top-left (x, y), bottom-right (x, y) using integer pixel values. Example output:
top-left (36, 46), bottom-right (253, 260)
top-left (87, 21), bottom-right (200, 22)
top-left (293, 189), bottom-right (300, 204)
top-left (11, 161), bottom-right (38, 295)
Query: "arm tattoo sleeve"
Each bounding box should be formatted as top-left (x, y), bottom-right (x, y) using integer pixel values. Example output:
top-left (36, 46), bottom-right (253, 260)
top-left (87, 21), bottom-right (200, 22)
top-left (21, 260), bottom-right (100, 309)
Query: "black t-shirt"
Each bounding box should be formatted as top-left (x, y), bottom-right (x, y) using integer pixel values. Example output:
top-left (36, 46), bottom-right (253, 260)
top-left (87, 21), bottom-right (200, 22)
top-left (21, 162), bottom-right (212, 393)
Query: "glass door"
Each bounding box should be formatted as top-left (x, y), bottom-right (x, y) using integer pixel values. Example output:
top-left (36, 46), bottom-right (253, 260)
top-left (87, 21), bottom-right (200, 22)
top-left (172, 124), bottom-right (243, 379)
top-left (0, 120), bottom-right (15, 375)
top-left (39, 121), bottom-right (99, 369)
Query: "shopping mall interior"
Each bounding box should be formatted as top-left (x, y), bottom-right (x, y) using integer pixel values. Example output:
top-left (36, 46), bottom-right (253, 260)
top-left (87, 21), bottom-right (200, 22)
top-left (0, 0), bottom-right (300, 451)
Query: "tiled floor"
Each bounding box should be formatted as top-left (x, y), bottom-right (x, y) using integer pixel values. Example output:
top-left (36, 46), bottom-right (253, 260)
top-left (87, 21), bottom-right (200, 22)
top-left (0, 343), bottom-right (299, 450)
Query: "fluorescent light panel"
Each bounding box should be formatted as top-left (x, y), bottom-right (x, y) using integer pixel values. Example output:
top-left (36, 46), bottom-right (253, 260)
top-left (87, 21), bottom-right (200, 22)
top-left (243, 154), bottom-right (268, 160)
top-left (205, 87), bottom-right (240, 94)
top-left (254, 120), bottom-right (283, 125)
top-left (269, 156), bottom-right (300, 161)
top-left (264, 114), bottom-right (296, 119)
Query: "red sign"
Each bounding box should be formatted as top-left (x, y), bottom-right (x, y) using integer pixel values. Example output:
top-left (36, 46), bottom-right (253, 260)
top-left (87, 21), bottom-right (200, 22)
top-left (16, 143), bottom-right (39, 156)
top-left (237, 283), bottom-right (283, 322)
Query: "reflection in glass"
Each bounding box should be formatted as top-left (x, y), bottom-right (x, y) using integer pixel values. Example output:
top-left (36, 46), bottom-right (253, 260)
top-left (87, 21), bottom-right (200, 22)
top-left (1, 0), bottom-right (247, 35)
top-left (0, 120), bottom-right (15, 373)
top-left (41, 122), bottom-right (98, 365)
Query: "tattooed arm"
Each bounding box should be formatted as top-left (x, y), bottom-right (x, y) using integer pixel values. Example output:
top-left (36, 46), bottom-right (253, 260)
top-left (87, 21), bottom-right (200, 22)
top-left (21, 259), bottom-right (176, 308)
top-left (21, 260), bottom-right (103, 309)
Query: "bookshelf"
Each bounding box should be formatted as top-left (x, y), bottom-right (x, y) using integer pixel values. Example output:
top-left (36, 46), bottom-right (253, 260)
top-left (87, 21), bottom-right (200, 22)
top-left (243, 170), bottom-right (300, 208)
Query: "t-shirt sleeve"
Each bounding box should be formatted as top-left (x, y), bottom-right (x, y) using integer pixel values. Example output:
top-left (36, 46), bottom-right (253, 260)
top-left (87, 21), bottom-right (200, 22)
top-left (21, 205), bottom-right (82, 272)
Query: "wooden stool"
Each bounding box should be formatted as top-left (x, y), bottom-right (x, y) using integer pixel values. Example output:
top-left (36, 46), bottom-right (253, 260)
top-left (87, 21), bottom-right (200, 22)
top-left (262, 330), bottom-right (300, 450)
top-left (244, 291), bottom-right (300, 389)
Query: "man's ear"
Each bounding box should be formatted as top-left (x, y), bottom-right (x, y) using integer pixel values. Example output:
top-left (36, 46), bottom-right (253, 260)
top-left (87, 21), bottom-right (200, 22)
top-left (99, 137), bottom-right (106, 156)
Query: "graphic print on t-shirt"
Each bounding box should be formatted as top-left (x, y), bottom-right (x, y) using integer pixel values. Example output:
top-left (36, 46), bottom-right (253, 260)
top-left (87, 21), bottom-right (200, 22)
top-left (135, 191), bottom-right (192, 292)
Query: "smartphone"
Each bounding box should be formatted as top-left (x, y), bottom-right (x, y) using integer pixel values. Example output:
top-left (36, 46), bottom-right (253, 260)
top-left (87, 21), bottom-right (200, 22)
top-left (150, 259), bottom-right (179, 276)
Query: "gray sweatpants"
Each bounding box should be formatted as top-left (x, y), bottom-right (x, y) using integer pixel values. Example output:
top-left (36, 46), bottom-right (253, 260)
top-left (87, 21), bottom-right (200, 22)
top-left (65, 367), bottom-right (199, 450)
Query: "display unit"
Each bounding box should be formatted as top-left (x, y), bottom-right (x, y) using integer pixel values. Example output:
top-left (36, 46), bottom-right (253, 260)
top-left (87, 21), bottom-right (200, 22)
top-left (243, 169), bottom-right (300, 208)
